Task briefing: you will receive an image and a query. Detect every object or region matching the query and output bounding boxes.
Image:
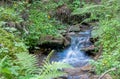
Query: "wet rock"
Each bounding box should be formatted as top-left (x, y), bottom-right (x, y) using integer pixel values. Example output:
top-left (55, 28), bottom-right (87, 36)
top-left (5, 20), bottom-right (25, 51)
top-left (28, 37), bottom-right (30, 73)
top-left (63, 65), bottom-right (92, 76)
top-left (81, 45), bottom-right (95, 51)
top-left (63, 67), bottom-right (85, 76)
top-left (79, 24), bottom-right (91, 31)
top-left (39, 35), bottom-right (70, 48)
top-left (59, 30), bottom-right (67, 36)
top-left (66, 32), bottom-right (76, 36)
top-left (40, 35), bottom-right (63, 44)
top-left (68, 25), bottom-right (81, 32)
top-left (64, 35), bottom-right (71, 45)
top-left (68, 74), bottom-right (89, 79)
top-left (80, 65), bottom-right (92, 71)
top-left (54, 76), bottom-right (68, 79)
top-left (63, 37), bottom-right (70, 46)
top-left (67, 24), bottom-right (91, 33)
top-left (54, 65), bottom-right (96, 79)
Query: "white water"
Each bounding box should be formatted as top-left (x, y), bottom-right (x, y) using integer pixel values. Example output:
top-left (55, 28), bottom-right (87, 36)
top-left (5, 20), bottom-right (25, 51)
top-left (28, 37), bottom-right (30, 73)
top-left (51, 30), bottom-right (92, 67)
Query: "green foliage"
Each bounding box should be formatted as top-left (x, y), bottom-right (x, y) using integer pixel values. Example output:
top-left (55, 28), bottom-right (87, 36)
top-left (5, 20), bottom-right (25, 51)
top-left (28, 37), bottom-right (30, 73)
top-left (0, 28), bottom-right (27, 58)
top-left (36, 50), bottom-right (72, 79)
top-left (24, 11), bottom-right (58, 47)
top-left (0, 53), bottom-right (39, 79)
top-left (23, 2), bottom-right (63, 47)
top-left (15, 52), bottom-right (39, 74)
top-left (92, 19), bottom-right (120, 77)
top-left (0, 27), bottom-right (38, 79)
top-left (72, 0), bottom-right (120, 78)
top-left (38, 61), bottom-right (71, 79)
top-left (0, 7), bottom-right (22, 22)
top-left (70, 0), bottom-right (85, 10)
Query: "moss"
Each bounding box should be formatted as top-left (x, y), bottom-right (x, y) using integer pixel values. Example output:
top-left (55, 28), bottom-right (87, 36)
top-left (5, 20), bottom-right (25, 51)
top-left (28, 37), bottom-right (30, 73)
top-left (0, 28), bottom-right (27, 59)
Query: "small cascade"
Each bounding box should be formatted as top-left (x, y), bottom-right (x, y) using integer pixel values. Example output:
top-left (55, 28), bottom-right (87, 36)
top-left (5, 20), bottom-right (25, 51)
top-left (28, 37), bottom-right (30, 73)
top-left (50, 29), bottom-right (92, 67)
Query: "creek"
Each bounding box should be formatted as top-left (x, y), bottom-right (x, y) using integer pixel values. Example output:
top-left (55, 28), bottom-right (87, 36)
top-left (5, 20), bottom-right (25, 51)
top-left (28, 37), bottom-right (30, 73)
top-left (50, 29), bottom-right (92, 67)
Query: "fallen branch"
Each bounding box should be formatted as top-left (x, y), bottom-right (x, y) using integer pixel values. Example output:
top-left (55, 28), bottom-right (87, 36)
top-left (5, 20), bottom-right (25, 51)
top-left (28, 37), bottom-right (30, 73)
top-left (98, 67), bottom-right (117, 79)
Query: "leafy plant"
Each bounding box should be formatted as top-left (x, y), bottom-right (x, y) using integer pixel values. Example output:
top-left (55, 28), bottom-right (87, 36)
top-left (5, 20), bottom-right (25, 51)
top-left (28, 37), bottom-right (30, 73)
top-left (0, 7), bottom-right (22, 22)
top-left (0, 28), bottom-right (27, 58)
top-left (38, 61), bottom-right (71, 79)
top-left (23, 4), bottom-right (62, 47)
top-left (31, 50), bottom-right (72, 79)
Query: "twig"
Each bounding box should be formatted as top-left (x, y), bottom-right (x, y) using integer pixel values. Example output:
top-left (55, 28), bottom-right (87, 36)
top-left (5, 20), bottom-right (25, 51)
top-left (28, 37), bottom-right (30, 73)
top-left (67, 25), bottom-right (73, 33)
top-left (98, 67), bottom-right (117, 79)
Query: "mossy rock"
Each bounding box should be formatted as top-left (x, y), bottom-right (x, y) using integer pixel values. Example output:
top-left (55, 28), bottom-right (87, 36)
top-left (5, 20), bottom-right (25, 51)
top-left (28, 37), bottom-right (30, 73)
top-left (0, 28), bottom-right (27, 59)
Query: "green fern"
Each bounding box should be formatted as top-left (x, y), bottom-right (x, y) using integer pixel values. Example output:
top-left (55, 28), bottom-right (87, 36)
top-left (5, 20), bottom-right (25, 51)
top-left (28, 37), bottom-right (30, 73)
top-left (15, 52), bottom-right (39, 74)
top-left (36, 50), bottom-right (72, 79)
top-left (72, 4), bottom-right (103, 15)
top-left (29, 50), bottom-right (71, 79)
top-left (38, 61), bottom-right (72, 79)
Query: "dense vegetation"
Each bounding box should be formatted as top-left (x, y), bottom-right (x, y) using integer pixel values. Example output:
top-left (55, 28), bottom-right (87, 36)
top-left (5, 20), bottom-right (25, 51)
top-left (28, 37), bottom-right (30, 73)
top-left (73, 0), bottom-right (120, 78)
top-left (0, 0), bottom-right (120, 79)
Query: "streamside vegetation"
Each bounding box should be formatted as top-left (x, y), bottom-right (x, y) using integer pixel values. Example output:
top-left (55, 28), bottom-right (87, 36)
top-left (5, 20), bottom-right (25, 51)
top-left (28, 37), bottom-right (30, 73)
top-left (72, 0), bottom-right (120, 78)
top-left (0, 0), bottom-right (120, 79)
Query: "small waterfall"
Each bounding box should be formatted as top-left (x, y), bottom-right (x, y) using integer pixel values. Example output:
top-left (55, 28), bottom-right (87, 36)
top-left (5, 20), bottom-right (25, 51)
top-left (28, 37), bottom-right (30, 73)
top-left (50, 30), bottom-right (92, 67)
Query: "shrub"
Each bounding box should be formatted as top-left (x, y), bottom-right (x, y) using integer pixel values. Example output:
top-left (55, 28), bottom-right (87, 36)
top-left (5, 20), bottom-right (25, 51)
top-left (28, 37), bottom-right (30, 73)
top-left (0, 28), bottom-right (27, 58)
top-left (0, 7), bottom-right (22, 22)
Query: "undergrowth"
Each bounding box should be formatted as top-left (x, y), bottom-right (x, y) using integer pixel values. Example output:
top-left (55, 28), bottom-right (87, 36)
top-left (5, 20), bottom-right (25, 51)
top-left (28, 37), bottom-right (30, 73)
top-left (0, 27), bottom-right (71, 79)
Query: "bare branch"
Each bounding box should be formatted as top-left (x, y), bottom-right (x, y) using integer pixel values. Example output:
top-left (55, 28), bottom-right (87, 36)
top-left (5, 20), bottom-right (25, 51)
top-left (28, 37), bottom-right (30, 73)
top-left (98, 67), bottom-right (117, 79)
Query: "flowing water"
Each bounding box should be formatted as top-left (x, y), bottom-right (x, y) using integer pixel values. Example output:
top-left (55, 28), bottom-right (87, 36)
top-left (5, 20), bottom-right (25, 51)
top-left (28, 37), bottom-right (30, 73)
top-left (50, 29), bottom-right (92, 67)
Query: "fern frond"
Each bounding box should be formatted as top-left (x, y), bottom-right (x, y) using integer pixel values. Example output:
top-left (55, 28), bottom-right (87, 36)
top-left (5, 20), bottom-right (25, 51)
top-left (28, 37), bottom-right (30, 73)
top-left (72, 4), bottom-right (103, 15)
top-left (46, 50), bottom-right (55, 63)
top-left (38, 61), bottom-right (72, 79)
top-left (15, 52), bottom-right (39, 74)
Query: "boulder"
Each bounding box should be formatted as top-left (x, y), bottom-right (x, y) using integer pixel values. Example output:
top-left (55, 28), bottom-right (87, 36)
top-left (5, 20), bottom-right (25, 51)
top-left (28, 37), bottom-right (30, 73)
top-left (39, 35), bottom-right (70, 48)
top-left (63, 65), bottom-right (92, 76)
top-left (68, 25), bottom-right (81, 32)
top-left (79, 24), bottom-right (91, 31)
top-left (67, 24), bottom-right (91, 33)
top-left (54, 65), bottom-right (95, 79)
